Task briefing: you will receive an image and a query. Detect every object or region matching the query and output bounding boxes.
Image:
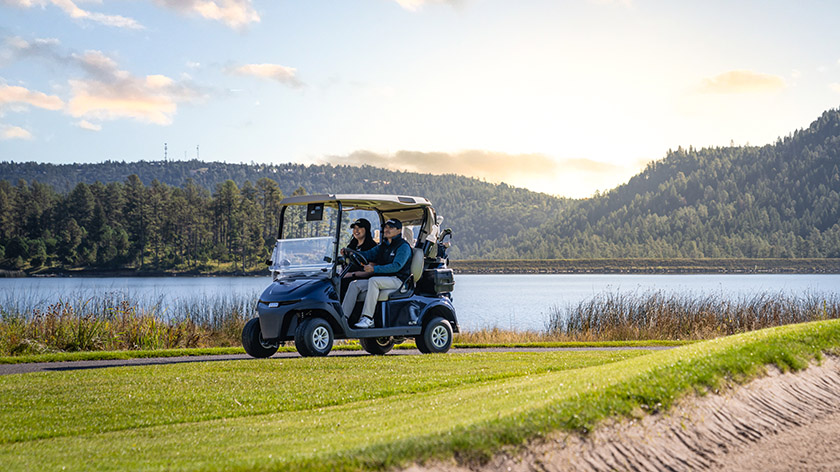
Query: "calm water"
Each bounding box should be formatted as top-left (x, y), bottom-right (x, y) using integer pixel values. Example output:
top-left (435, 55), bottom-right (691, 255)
top-left (1, 274), bottom-right (839, 331)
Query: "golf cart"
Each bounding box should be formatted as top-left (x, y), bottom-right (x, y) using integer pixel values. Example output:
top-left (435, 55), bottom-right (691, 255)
top-left (242, 194), bottom-right (457, 358)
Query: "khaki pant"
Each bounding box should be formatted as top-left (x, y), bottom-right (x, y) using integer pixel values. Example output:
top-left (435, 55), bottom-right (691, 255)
top-left (342, 276), bottom-right (402, 319)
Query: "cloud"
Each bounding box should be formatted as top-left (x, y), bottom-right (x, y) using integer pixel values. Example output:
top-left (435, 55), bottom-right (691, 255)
top-left (75, 119), bottom-right (101, 131)
top-left (0, 83), bottom-right (64, 112)
top-left (392, 0), bottom-right (459, 11)
top-left (154, 0), bottom-right (259, 28)
top-left (589, 0), bottom-right (633, 7)
top-left (230, 63), bottom-right (304, 88)
top-left (696, 70), bottom-right (786, 94)
top-left (324, 150), bottom-right (634, 197)
top-left (1, 0), bottom-right (143, 29)
top-left (0, 124), bottom-right (32, 140)
top-left (4, 38), bottom-right (202, 125)
top-left (67, 70), bottom-right (199, 125)
top-left (830, 83), bottom-right (840, 93)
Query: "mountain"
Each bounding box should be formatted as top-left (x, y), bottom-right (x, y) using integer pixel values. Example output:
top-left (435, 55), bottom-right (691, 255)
top-left (2, 107), bottom-right (839, 270)
top-left (486, 108), bottom-right (840, 258)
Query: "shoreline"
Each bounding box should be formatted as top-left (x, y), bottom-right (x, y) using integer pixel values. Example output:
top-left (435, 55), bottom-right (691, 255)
top-left (5, 258), bottom-right (840, 277)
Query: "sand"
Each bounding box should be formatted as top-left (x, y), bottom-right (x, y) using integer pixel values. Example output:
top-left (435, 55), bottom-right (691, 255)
top-left (404, 356), bottom-right (840, 472)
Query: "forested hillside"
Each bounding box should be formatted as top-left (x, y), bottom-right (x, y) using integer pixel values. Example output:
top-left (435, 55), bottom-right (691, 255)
top-left (485, 108), bottom-right (840, 258)
top-left (0, 163), bottom-right (566, 270)
top-left (2, 107), bottom-right (839, 271)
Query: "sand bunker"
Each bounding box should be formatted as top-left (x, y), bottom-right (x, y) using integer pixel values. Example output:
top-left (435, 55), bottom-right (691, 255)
top-left (405, 356), bottom-right (840, 472)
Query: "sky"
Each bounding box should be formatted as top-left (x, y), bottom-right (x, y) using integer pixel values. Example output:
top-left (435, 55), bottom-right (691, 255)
top-left (1, 0), bottom-right (839, 198)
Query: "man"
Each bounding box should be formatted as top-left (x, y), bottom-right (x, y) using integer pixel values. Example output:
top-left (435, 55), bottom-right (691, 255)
top-left (341, 218), bottom-right (412, 328)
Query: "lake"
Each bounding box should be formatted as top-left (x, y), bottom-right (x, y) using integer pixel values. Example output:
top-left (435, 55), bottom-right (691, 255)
top-left (1, 274), bottom-right (839, 331)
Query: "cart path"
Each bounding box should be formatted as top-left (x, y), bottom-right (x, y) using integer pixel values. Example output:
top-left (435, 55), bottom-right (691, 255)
top-left (0, 346), bottom-right (673, 375)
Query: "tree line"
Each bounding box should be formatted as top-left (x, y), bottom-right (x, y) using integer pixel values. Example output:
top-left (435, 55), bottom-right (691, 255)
top-left (0, 176), bottom-right (297, 271)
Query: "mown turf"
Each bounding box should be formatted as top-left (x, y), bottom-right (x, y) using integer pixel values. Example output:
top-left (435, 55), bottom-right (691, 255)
top-left (1, 320), bottom-right (838, 471)
top-left (0, 340), bottom-right (689, 364)
top-left (0, 350), bottom-right (643, 445)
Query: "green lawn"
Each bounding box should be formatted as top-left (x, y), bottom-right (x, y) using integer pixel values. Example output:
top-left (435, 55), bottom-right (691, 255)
top-left (0, 340), bottom-right (691, 364)
top-left (1, 320), bottom-right (839, 471)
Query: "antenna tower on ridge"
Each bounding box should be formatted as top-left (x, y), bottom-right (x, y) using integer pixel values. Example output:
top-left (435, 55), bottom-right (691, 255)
top-left (164, 142), bottom-right (168, 162)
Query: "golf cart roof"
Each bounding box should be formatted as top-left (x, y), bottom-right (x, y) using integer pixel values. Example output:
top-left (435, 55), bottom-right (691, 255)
top-left (279, 194), bottom-right (432, 211)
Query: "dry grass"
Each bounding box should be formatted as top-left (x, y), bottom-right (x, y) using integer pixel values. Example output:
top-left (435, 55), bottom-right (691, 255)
top-left (548, 291), bottom-right (840, 341)
top-left (2, 290), bottom-right (839, 355)
top-left (0, 293), bottom-right (250, 356)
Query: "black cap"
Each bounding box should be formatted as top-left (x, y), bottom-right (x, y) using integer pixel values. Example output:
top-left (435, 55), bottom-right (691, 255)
top-left (383, 218), bottom-right (403, 229)
top-left (350, 218), bottom-right (371, 230)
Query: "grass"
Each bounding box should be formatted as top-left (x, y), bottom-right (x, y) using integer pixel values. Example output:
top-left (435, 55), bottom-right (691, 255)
top-left (0, 319), bottom-right (839, 471)
top-left (0, 350), bottom-right (644, 444)
top-left (0, 339), bottom-right (690, 364)
top-left (548, 290), bottom-right (840, 340)
top-left (2, 290), bottom-right (837, 357)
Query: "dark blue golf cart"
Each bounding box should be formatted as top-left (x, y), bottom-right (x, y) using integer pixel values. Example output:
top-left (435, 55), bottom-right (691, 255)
top-left (242, 194), bottom-right (457, 357)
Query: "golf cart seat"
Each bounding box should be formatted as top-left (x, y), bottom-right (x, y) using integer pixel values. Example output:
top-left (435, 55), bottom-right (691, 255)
top-left (377, 247), bottom-right (424, 301)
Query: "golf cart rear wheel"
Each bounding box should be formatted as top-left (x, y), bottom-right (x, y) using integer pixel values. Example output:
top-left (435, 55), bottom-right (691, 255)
top-left (360, 337), bottom-right (395, 355)
top-left (295, 317), bottom-right (334, 357)
top-left (418, 317), bottom-right (453, 354)
top-left (242, 317), bottom-right (279, 358)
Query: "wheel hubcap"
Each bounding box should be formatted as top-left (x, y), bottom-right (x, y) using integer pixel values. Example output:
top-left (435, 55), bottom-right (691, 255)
top-left (431, 325), bottom-right (448, 348)
top-left (312, 326), bottom-right (329, 350)
top-left (375, 337), bottom-right (392, 347)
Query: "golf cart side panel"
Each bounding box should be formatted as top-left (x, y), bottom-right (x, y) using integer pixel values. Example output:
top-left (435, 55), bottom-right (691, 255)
top-left (258, 278), bottom-right (344, 339)
top-left (258, 300), bottom-right (344, 341)
top-left (418, 298), bottom-right (459, 332)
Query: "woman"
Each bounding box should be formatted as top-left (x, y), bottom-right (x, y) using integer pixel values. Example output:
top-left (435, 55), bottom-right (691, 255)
top-left (341, 218), bottom-right (377, 300)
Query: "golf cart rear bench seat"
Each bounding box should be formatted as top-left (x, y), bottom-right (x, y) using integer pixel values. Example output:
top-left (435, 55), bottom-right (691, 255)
top-left (376, 247), bottom-right (424, 301)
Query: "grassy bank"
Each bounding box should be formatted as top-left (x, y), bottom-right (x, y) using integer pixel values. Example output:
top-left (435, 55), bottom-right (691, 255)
top-left (0, 320), bottom-right (838, 471)
top-left (1, 291), bottom-right (838, 357)
top-left (451, 258), bottom-right (840, 274)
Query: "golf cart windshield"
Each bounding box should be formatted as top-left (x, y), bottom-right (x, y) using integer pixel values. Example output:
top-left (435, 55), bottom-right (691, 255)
top-left (270, 204), bottom-right (339, 279)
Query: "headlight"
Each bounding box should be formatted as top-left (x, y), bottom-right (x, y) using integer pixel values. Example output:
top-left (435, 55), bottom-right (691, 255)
top-left (267, 302), bottom-right (280, 308)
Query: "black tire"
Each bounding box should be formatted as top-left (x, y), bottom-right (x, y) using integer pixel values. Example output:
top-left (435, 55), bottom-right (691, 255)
top-left (360, 337), bottom-right (395, 355)
top-left (242, 317), bottom-right (279, 358)
top-left (414, 334), bottom-right (430, 353)
top-left (294, 317), bottom-right (334, 357)
top-left (419, 317), bottom-right (453, 354)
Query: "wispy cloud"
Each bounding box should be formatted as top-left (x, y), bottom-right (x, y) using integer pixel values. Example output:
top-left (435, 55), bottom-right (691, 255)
top-left (230, 63), bottom-right (304, 88)
top-left (830, 83), bottom-right (840, 93)
top-left (154, 0), bottom-right (260, 29)
top-left (0, 123), bottom-right (32, 140)
top-left (75, 119), bottom-right (101, 131)
top-left (588, 0), bottom-right (633, 7)
top-left (67, 70), bottom-right (199, 125)
top-left (325, 150), bottom-right (636, 197)
top-left (0, 83), bottom-right (64, 112)
top-left (392, 0), bottom-right (460, 11)
top-left (3, 38), bottom-right (202, 126)
top-left (696, 70), bottom-right (786, 94)
top-left (1, 0), bottom-right (143, 29)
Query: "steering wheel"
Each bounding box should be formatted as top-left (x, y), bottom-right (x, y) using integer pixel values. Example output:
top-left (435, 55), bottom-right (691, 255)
top-left (344, 248), bottom-right (368, 267)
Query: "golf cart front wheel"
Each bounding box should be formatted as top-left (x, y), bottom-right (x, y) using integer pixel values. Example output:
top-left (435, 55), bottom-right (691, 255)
top-left (295, 317), bottom-right (334, 357)
top-left (242, 317), bottom-right (279, 358)
top-left (360, 337), bottom-right (395, 355)
top-left (417, 317), bottom-right (452, 354)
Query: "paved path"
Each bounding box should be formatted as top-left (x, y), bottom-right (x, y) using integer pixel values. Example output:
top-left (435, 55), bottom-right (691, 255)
top-left (0, 346), bottom-right (673, 376)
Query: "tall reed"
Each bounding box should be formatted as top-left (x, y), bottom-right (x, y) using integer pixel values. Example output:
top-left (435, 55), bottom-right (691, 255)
top-left (546, 291), bottom-right (840, 341)
top-left (0, 291), bottom-right (254, 356)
